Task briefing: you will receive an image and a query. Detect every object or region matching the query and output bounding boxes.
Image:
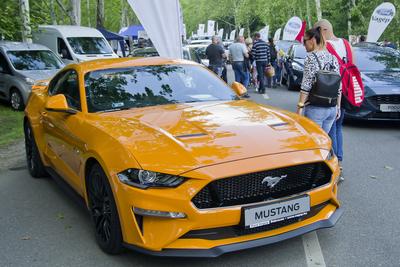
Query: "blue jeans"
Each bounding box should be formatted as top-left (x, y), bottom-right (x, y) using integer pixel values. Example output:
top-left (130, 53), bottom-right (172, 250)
top-left (256, 61), bottom-right (267, 92)
top-left (329, 108), bottom-right (344, 161)
top-left (209, 65), bottom-right (223, 77)
top-left (267, 60), bottom-right (279, 87)
top-left (232, 61), bottom-right (249, 87)
top-left (304, 105), bottom-right (337, 133)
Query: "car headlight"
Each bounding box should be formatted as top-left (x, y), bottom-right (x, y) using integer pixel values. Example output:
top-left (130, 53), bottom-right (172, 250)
top-left (25, 77), bottom-right (35, 85)
top-left (117, 169), bottom-right (185, 189)
top-left (292, 62), bottom-right (304, 72)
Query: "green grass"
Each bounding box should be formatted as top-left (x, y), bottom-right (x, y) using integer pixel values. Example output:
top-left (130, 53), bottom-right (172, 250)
top-left (0, 104), bottom-right (25, 147)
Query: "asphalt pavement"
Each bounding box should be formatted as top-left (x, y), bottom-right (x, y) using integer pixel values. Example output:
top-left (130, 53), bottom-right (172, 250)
top-left (1, 71), bottom-right (400, 266)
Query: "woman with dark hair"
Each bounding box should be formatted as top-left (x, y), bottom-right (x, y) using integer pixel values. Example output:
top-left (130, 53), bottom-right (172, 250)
top-left (296, 27), bottom-right (341, 133)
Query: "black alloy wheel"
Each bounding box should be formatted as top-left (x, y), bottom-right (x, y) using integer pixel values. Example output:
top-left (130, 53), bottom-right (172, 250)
top-left (24, 122), bottom-right (47, 178)
top-left (10, 88), bottom-right (24, 111)
top-left (87, 163), bottom-right (123, 254)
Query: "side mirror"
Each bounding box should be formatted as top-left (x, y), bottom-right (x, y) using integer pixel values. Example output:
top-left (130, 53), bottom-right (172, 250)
top-left (45, 94), bottom-right (77, 114)
top-left (231, 82), bottom-right (247, 97)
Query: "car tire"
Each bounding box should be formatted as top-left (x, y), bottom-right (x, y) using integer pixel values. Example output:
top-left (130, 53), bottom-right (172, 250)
top-left (87, 163), bottom-right (124, 255)
top-left (24, 122), bottom-right (47, 178)
top-left (10, 88), bottom-right (25, 111)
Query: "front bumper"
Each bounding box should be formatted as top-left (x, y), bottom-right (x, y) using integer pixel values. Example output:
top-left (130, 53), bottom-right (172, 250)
top-left (113, 150), bottom-right (340, 256)
top-left (123, 206), bottom-right (343, 257)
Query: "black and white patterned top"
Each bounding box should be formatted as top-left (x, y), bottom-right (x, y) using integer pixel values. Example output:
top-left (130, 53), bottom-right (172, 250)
top-left (300, 50), bottom-right (341, 94)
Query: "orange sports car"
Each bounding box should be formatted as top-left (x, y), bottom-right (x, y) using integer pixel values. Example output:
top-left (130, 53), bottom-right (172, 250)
top-left (24, 57), bottom-right (342, 257)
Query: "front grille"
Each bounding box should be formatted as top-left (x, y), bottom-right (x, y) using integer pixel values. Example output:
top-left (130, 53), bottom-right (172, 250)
top-left (192, 162), bottom-right (331, 209)
top-left (182, 202), bottom-right (328, 240)
top-left (369, 95), bottom-right (400, 107)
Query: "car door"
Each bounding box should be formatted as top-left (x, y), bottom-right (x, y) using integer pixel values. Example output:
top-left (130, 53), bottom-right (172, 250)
top-left (0, 52), bottom-right (13, 100)
top-left (42, 69), bottom-right (86, 193)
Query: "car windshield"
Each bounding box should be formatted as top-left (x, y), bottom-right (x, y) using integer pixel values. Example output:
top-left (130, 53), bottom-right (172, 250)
top-left (84, 64), bottom-right (238, 112)
top-left (294, 45), bottom-right (307, 59)
top-left (6, 50), bottom-right (64, 71)
top-left (355, 48), bottom-right (400, 72)
top-left (67, 37), bottom-right (113, 55)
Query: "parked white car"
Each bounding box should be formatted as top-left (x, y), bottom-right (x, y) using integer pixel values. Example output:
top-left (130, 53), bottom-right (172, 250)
top-left (33, 25), bottom-right (118, 64)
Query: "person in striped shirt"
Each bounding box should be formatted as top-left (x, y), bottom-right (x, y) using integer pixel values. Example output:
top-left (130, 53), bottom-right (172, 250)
top-left (251, 33), bottom-right (270, 94)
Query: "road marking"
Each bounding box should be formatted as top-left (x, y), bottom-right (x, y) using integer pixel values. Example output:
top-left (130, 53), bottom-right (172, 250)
top-left (262, 93), bottom-right (270, 99)
top-left (302, 231), bottom-right (326, 267)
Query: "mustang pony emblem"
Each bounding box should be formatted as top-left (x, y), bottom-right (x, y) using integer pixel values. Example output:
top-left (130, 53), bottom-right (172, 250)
top-left (261, 175), bottom-right (288, 188)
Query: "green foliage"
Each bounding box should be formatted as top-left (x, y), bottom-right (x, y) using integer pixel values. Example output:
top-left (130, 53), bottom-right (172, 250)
top-left (0, 105), bottom-right (24, 147)
top-left (0, 0), bottom-right (398, 44)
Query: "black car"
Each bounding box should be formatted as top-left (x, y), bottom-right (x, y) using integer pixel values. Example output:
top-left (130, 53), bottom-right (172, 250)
top-left (344, 46), bottom-right (400, 120)
top-left (281, 44), bottom-right (307, 90)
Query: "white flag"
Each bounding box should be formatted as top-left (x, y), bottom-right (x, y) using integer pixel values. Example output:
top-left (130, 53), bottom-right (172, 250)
top-left (218, 28), bottom-right (224, 38)
top-left (367, 3), bottom-right (396, 42)
top-left (274, 28), bottom-right (282, 41)
top-left (197, 24), bottom-right (205, 37)
top-left (239, 28), bottom-right (245, 36)
top-left (207, 20), bottom-right (215, 36)
top-left (127, 0), bottom-right (183, 59)
top-left (283, 16), bottom-right (302, 41)
top-left (229, 30), bottom-right (236, 40)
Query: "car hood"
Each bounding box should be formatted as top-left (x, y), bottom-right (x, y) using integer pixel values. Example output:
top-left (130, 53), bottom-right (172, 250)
top-left (19, 69), bottom-right (60, 81)
top-left (92, 100), bottom-right (328, 174)
top-left (362, 71), bottom-right (400, 94)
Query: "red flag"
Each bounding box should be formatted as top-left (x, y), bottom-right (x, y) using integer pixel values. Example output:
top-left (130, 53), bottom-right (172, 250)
top-left (295, 21), bottom-right (307, 42)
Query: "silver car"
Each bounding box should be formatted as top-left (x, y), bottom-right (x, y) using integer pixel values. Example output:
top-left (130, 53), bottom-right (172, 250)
top-left (0, 41), bottom-right (64, 110)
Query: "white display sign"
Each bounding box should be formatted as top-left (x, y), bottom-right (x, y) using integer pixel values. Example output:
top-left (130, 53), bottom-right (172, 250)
top-left (239, 28), bottom-right (245, 36)
top-left (128, 0), bottom-right (184, 59)
top-left (367, 2), bottom-right (396, 42)
top-left (218, 28), bottom-right (224, 38)
top-left (259, 25), bottom-right (269, 41)
top-left (274, 28), bottom-right (282, 41)
top-left (229, 30), bottom-right (236, 41)
top-left (207, 20), bottom-right (215, 36)
top-left (182, 24), bottom-right (187, 40)
top-left (282, 16), bottom-right (302, 41)
top-left (197, 24), bottom-right (205, 37)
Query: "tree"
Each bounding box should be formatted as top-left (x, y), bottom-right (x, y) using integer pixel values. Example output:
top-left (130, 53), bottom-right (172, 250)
top-left (315, 0), bottom-right (322, 21)
top-left (19, 0), bottom-right (31, 42)
top-left (96, 0), bottom-right (105, 28)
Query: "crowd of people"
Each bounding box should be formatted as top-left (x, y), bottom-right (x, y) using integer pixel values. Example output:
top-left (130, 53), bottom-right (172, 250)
top-left (205, 34), bottom-right (284, 95)
top-left (205, 19), bottom-right (358, 182)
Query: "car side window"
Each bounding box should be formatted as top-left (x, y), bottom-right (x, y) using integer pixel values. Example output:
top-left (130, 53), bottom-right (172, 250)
top-left (0, 52), bottom-right (12, 74)
top-left (49, 70), bottom-right (81, 111)
top-left (57, 38), bottom-right (73, 60)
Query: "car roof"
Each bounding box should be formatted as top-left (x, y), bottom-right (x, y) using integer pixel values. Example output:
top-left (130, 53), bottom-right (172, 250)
top-left (73, 57), bottom-right (199, 73)
top-left (38, 25), bottom-right (104, 38)
top-left (0, 41), bottom-right (51, 51)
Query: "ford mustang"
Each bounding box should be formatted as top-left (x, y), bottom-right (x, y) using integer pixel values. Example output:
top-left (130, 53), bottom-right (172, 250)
top-left (24, 57), bottom-right (342, 257)
top-left (344, 45), bottom-right (400, 120)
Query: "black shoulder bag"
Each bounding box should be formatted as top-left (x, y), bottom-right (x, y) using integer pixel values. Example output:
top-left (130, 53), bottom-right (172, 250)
top-left (308, 53), bottom-right (342, 107)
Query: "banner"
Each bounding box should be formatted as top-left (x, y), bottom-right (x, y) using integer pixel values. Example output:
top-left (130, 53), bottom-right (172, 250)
top-left (273, 28), bottom-right (281, 41)
top-left (239, 28), bottom-right (245, 36)
top-left (218, 28), bottom-right (224, 39)
top-left (229, 30), bottom-right (236, 40)
top-left (367, 2), bottom-right (396, 42)
top-left (282, 16), bottom-right (302, 41)
top-left (128, 0), bottom-right (184, 59)
top-left (197, 24), bottom-right (205, 37)
top-left (207, 20), bottom-right (215, 36)
top-left (295, 21), bottom-right (306, 42)
top-left (259, 25), bottom-right (269, 41)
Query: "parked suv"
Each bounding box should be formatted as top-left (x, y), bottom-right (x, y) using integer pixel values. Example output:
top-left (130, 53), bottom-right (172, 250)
top-left (0, 41), bottom-right (64, 110)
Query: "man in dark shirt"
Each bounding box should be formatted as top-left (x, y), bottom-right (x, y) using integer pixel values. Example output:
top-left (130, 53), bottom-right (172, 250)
top-left (251, 33), bottom-right (270, 94)
top-left (206, 36), bottom-right (226, 77)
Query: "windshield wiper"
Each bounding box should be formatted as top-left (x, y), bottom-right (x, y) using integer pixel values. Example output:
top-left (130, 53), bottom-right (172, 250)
top-left (97, 107), bottom-right (133, 113)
